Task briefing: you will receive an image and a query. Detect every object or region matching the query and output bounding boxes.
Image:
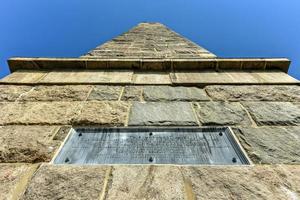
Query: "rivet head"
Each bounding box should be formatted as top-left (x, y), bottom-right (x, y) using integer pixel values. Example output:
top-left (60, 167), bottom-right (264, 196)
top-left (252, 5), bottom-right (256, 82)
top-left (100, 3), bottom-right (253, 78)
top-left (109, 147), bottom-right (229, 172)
top-left (149, 132), bottom-right (153, 136)
top-left (219, 132), bottom-right (223, 136)
top-left (149, 157), bottom-right (154, 162)
top-left (232, 157), bottom-right (237, 163)
top-left (78, 133), bottom-right (82, 137)
top-left (65, 157), bottom-right (70, 163)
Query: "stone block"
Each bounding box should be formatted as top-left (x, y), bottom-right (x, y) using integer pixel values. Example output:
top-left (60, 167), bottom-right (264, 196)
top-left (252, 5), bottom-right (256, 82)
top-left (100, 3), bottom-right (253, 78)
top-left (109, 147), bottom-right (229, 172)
top-left (74, 101), bottom-right (129, 125)
top-left (0, 85), bottom-right (32, 101)
top-left (194, 102), bottom-right (252, 126)
top-left (87, 85), bottom-right (122, 101)
top-left (39, 70), bottom-right (133, 84)
top-left (0, 71), bottom-right (47, 84)
top-left (242, 102), bottom-right (300, 125)
top-left (19, 85), bottom-right (92, 101)
top-left (180, 166), bottom-right (300, 200)
top-left (205, 85), bottom-right (300, 102)
top-left (143, 86), bottom-right (210, 101)
top-left (128, 102), bottom-right (198, 126)
top-left (121, 86), bottom-right (143, 101)
top-left (0, 126), bottom-right (60, 163)
top-left (0, 164), bottom-right (37, 200)
top-left (234, 127), bottom-right (300, 164)
top-left (21, 165), bottom-right (108, 200)
top-left (107, 166), bottom-right (185, 200)
top-left (133, 72), bottom-right (171, 84)
top-left (217, 59), bottom-right (242, 70)
top-left (0, 102), bottom-right (81, 125)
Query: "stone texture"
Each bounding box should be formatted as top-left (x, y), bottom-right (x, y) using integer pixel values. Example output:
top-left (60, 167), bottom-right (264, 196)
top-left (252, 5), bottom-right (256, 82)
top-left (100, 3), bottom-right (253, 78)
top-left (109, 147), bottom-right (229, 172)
top-left (0, 164), bottom-right (37, 200)
top-left (234, 127), bottom-right (300, 164)
top-left (0, 71), bottom-right (47, 84)
top-left (121, 86), bottom-right (142, 101)
top-left (133, 72), bottom-right (171, 84)
top-left (194, 102), bottom-right (252, 126)
top-left (205, 85), bottom-right (300, 102)
top-left (21, 165), bottom-right (108, 200)
top-left (87, 85), bottom-right (122, 101)
top-left (143, 86), bottom-right (210, 101)
top-left (128, 102), bottom-right (198, 126)
top-left (173, 71), bottom-right (298, 85)
top-left (74, 101), bottom-right (129, 125)
top-left (81, 22), bottom-right (216, 59)
top-left (243, 102), bottom-right (300, 125)
top-left (0, 85), bottom-right (32, 101)
top-left (39, 70), bottom-right (133, 84)
top-left (19, 85), bottom-right (92, 101)
top-left (107, 166), bottom-right (185, 200)
top-left (0, 102), bottom-right (81, 125)
top-left (0, 126), bottom-right (60, 163)
top-left (180, 165), bottom-right (300, 200)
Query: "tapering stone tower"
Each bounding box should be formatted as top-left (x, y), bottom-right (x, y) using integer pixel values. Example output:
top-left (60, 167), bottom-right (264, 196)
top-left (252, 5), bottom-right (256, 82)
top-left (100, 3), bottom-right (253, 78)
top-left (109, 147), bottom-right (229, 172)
top-left (0, 23), bottom-right (299, 199)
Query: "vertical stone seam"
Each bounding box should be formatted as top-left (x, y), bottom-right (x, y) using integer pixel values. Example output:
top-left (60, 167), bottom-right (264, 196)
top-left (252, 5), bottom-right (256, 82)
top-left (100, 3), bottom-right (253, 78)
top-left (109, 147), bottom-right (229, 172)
top-left (84, 85), bottom-right (94, 101)
top-left (140, 87), bottom-right (145, 102)
top-left (202, 86), bottom-right (213, 101)
top-left (124, 102), bottom-right (132, 127)
top-left (118, 86), bottom-right (125, 101)
top-left (190, 102), bottom-right (201, 126)
top-left (35, 71), bottom-right (50, 83)
top-left (239, 102), bottom-right (258, 127)
top-left (179, 167), bottom-right (196, 200)
top-left (98, 166), bottom-right (113, 200)
top-left (12, 164), bottom-right (41, 200)
top-left (15, 86), bottom-right (36, 102)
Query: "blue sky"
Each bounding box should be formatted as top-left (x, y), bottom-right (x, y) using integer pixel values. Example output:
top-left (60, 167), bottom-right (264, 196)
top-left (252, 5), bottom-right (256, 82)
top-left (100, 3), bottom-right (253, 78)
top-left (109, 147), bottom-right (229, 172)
top-left (0, 0), bottom-right (299, 79)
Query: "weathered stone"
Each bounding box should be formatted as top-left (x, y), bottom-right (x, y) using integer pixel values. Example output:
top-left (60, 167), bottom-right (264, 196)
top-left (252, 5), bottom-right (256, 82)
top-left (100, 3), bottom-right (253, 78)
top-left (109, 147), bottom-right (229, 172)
top-left (19, 85), bottom-right (92, 101)
top-left (0, 126), bottom-right (60, 163)
top-left (0, 85), bottom-right (32, 101)
top-left (180, 166), bottom-right (300, 200)
top-left (52, 126), bottom-right (72, 141)
top-left (143, 86), bottom-right (209, 101)
top-left (243, 102), bottom-right (300, 125)
top-left (233, 127), bottom-right (300, 164)
top-left (74, 101), bottom-right (129, 125)
top-left (121, 86), bottom-right (142, 101)
top-left (205, 85), bottom-right (300, 101)
top-left (194, 102), bottom-right (252, 126)
top-left (39, 70), bottom-right (133, 84)
top-left (87, 85), bottom-right (122, 101)
top-left (0, 164), bottom-right (38, 200)
top-left (128, 102), bottom-right (198, 126)
top-left (0, 102), bottom-right (81, 125)
top-left (133, 72), bottom-right (171, 84)
top-left (21, 165), bottom-right (108, 200)
top-left (107, 166), bottom-right (185, 200)
top-left (0, 71), bottom-right (47, 84)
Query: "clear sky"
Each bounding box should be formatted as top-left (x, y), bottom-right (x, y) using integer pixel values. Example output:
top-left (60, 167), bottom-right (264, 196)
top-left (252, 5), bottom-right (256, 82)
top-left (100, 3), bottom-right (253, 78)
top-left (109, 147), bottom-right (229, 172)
top-left (0, 0), bottom-right (299, 79)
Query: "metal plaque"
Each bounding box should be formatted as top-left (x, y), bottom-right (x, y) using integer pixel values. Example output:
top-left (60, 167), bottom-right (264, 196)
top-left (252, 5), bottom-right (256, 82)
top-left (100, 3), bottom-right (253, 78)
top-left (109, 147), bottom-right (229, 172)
top-left (53, 127), bottom-right (250, 165)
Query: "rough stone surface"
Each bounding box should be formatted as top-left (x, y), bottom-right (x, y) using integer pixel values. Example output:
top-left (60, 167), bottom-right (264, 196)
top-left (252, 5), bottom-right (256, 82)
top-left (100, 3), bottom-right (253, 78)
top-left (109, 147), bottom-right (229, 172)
top-left (107, 166), bottom-right (185, 200)
top-left (74, 101), bottom-right (129, 125)
top-left (234, 127), bottom-right (300, 164)
top-left (21, 165), bottom-right (108, 200)
top-left (0, 85), bottom-right (32, 101)
top-left (0, 126), bottom-right (60, 163)
top-left (121, 86), bottom-right (142, 101)
top-left (0, 71), bottom-right (47, 83)
top-left (133, 72), bottom-right (171, 84)
top-left (180, 166), bottom-right (300, 200)
top-left (81, 23), bottom-right (216, 59)
top-left (87, 85), bottom-right (122, 101)
top-left (143, 86), bottom-right (210, 101)
top-left (205, 85), bottom-right (300, 102)
top-left (0, 164), bottom-right (36, 200)
top-left (128, 102), bottom-right (198, 126)
top-left (243, 102), bottom-right (300, 125)
top-left (194, 102), bottom-right (252, 126)
top-left (19, 85), bottom-right (92, 101)
top-left (0, 102), bottom-right (81, 125)
top-left (39, 70), bottom-right (133, 84)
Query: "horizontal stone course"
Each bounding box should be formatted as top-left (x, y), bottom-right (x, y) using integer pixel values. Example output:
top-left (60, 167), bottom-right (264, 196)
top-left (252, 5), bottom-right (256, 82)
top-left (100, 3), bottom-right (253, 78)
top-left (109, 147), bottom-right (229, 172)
top-left (21, 165), bottom-right (109, 200)
top-left (193, 102), bottom-right (252, 126)
top-left (143, 86), bottom-right (210, 101)
top-left (242, 102), bottom-right (300, 125)
top-left (0, 126), bottom-right (60, 163)
top-left (0, 85), bottom-right (32, 101)
top-left (128, 102), bottom-right (198, 126)
top-left (121, 86), bottom-right (142, 101)
top-left (87, 85), bottom-right (122, 101)
top-left (205, 85), bottom-right (300, 101)
top-left (234, 127), bottom-right (300, 164)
